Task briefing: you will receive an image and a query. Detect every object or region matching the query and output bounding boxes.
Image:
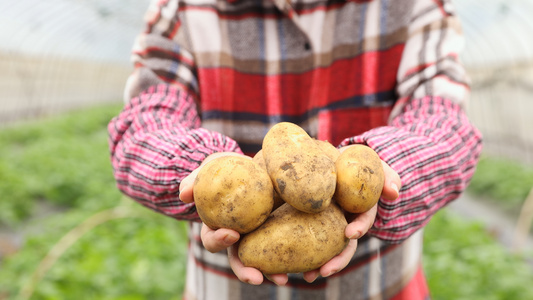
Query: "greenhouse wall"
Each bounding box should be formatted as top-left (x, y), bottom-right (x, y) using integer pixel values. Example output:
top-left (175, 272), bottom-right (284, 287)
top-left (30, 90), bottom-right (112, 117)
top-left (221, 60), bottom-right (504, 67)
top-left (0, 51), bottom-right (130, 125)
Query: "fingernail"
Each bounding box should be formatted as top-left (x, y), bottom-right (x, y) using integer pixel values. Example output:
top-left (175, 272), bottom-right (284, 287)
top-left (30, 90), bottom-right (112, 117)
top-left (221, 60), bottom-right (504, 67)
top-left (349, 231), bottom-right (361, 239)
top-left (224, 234), bottom-right (238, 245)
top-left (307, 273), bottom-right (319, 283)
top-left (246, 279), bottom-right (261, 286)
top-left (391, 182), bottom-right (399, 194)
top-left (325, 270), bottom-right (337, 277)
top-left (264, 275), bottom-right (278, 286)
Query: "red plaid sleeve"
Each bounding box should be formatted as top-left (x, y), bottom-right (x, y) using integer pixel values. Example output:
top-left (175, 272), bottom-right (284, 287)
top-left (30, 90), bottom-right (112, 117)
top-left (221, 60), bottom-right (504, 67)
top-left (108, 84), bottom-right (242, 221)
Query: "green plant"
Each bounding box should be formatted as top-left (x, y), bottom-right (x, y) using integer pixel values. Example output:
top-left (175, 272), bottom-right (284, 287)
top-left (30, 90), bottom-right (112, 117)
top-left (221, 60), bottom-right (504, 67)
top-left (424, 209), bottom-right (533, 300)
top-left (467, 156), bottom-right (533, 212)
top-left (0, 104), bottom-right (189, 299)
top-left (0, 104), bottom-right (124, 226)
top-left (0, 202), bottom-right (188, 300)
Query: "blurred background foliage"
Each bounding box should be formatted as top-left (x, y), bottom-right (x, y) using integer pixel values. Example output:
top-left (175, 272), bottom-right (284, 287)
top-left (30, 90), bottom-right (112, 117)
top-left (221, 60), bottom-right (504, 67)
top-left (468, 157), bottom-right (533, 213)
top-left (1, 0), bottom-right (533, 299)
top-left (0, 105), bottom-right (188, 300)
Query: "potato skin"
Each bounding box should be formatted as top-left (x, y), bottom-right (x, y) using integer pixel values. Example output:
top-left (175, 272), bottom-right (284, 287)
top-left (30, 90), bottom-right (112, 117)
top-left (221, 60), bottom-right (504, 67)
top-left (314, 139), bottom-right (340, 162)
top-left (193, 156), bottom-right (274, 234)
top-left (238, 203), bottom-right (348, 274)
top-left (334, 145), bottom-right (385, 213)
top-left (262, 122), bottom-right (336, 213)
top-left (253, 150), bottom-right (284, 211)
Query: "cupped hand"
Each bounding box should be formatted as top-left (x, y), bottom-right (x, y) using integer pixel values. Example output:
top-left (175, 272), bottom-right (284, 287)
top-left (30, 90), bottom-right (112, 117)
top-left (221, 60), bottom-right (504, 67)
top-left (178, 151), bottom-right (250, 254)
top-left (178, 152), bottom-right (275, 285)
top-left (302, 146), bottom-right (401, 283)
top-left (178, 147), bottom-right (401, 286)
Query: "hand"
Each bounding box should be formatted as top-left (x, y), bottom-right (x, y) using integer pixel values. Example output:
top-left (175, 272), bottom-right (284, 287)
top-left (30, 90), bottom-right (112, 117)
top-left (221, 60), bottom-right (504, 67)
top-left (302, 146), bottom-right (401, 283)
top-left (179, 152), bottom-right (276, 285)
top-left (178, 152), bottom-right (247, 254)
top-left (195, 224), bottom-right (288, 286)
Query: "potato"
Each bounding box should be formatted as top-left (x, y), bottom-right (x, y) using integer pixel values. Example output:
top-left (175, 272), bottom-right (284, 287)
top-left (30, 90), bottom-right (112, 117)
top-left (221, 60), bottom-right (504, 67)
top-left (314, 139), bottom-right (340, 162)
top-left (238, 203), bottom-right (348, 274)
top-left (334, 145), bottom-right (385, 213)
top-left (253, 150), bottom-right (284, 211)
top-left (262, 122), bottom-right (336, 213)
top-left (193, 156), bottom-right (274, 234)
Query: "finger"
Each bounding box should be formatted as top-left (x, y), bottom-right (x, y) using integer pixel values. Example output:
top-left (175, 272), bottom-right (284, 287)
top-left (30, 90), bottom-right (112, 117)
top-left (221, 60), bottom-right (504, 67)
top-left (201, 224), bottom-right (240, 253)
top-left (228, 244), bottom-right (264, 285)
top-left (345, 204), bottom-right (378, 239)
top-left (380, 160), bottom-right (401, 201)
top-left (303, 269), bottom-right (321, 283)
top-left (179, 168), bottom-right (201, 203)
top-left (264, 273), bottom-right (289, 286)
top-left (321, 239), bottom-right (358, 277)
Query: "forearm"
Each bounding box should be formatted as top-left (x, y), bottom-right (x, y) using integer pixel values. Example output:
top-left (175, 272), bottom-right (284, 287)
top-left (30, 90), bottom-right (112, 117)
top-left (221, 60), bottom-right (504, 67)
top-left (108, 84), bottom-right (242, 220)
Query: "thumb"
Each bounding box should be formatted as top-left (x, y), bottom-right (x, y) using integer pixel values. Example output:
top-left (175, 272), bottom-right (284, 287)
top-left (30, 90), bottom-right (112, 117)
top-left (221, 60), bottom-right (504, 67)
top-left (380, 160), bottom-right (401, 201)
top-left (179, 167), bottom-right (201, 203)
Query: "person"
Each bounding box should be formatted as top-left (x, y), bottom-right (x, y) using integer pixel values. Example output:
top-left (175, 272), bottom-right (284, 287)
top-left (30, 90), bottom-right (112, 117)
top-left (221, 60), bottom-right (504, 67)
top-left (108, 0), bottom-right (482, 298)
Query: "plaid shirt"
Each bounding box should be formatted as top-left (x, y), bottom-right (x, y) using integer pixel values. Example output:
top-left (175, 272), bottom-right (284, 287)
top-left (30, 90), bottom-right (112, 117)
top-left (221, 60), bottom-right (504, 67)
top-left (108, 0), bottom-right (482, 298)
